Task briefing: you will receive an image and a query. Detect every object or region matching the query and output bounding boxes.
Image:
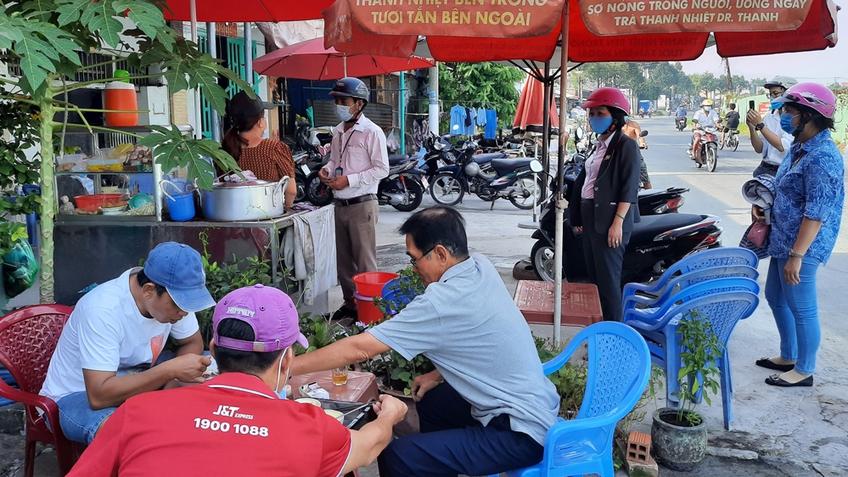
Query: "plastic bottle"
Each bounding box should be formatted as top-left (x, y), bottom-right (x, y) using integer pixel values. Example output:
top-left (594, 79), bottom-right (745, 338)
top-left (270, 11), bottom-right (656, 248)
top-left (104, 71), bottom-right (138, 127)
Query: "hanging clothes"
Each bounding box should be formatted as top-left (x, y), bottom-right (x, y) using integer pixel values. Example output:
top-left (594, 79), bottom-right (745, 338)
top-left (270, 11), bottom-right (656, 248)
top-left (450, 105), bottom-right (467, 136)
top-left (476, 107), bottom-right (487, 126)
top-left (412, 118), bottom-right (429, 148)
top-left (465, 107), bottom-right (477, 135)
top-left (484, 109), bottom-right (498, 139)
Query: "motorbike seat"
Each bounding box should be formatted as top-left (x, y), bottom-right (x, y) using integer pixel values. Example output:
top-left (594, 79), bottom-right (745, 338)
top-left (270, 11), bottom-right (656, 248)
top-left (630, 213), bottom-right (706, 243)
top-left (471, 152), bottom-right (508, 164)
top-left (490, 158), bottom-right (535, 176)
top-left (388, 154), bottom-right (410, 166)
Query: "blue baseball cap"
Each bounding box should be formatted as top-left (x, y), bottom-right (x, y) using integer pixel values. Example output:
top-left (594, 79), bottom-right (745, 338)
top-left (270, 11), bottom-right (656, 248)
top-left (143, 242), bottom-right (215, 313)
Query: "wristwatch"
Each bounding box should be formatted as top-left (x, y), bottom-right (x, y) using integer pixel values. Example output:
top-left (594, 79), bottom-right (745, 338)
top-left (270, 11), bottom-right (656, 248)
top-left (755, 123), bottom-right (765, 131)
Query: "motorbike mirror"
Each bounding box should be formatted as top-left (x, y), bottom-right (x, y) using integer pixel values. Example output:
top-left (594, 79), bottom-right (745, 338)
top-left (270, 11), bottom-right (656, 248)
top-left (434, 142), bottom-right (444, 151)
top-left (529, 159), bottom-right (544, 173)
top-left (640, 130), bottom-right (649, 137)
top-left (574, 127), bottom-right (584, 142)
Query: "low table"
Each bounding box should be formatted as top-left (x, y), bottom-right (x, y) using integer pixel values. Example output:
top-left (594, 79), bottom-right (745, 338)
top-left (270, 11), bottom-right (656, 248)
top-left (513, 280), bottom-right (603, 326)
top-left (289, 370), bottom-right (379, 403)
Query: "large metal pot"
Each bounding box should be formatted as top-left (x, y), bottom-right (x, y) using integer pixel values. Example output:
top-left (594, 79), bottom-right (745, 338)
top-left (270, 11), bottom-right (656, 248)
top-left (200, 177), bottom-right (288, 221)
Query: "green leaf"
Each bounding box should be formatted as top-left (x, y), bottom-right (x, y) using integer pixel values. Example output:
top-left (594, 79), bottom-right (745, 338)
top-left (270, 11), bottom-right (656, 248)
top-left (55, 0), bottom-right (87, 25)
top-left (112, 0), bottom-right (165, 42)
top-left (85, 4), bottom-right (124, 48)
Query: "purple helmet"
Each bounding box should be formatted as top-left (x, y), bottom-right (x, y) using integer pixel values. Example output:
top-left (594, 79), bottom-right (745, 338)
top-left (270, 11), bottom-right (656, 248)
top-left (772, 82), bottom-right (837, 119)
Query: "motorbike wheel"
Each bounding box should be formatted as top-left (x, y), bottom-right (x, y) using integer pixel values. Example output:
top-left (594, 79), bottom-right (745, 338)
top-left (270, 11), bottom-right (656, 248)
top-left (706, 145), bottom-right (718, 172)
top-left (730, 136), bottom-right (739, 152)
top-left (531, 240), bottom-right (559, 283)
top-left (509, 176), bottom-right (543, 210)
top-left (305, 172), bottom-right (333, 207)
top-left (430, 173), bottom-right (465, 206)
top-left (294, 174), bottom-right (307, 203)
top-left (391, 178), bottom-right (424, 212)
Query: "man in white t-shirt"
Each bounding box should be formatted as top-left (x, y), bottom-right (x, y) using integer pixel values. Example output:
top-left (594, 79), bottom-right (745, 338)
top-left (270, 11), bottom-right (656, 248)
top-left (40, 242), bottom-right (215, 444)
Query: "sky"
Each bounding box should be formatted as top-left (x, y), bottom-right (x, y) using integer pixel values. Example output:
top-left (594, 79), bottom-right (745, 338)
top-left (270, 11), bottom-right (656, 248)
top-left (678, 5), bottom-right (848, 84)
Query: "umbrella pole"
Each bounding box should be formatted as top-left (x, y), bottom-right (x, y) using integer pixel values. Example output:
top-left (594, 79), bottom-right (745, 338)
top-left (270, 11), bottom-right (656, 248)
top-left (541, 61), bottom-right (551, 204)
top-left (190, 0), bottom-right (201, 139)
top-left (553, 0), bottom-right (570, 346)
top-left (344, 56), bottom-right (348, 77)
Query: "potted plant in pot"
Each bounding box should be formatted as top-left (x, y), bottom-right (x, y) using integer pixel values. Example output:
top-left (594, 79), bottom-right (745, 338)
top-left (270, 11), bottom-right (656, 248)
top-left (651, 309), bottom-right (724, 471)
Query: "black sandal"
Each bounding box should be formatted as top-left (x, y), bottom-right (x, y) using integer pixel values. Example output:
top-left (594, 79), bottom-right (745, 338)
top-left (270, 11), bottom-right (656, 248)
top-left (756, 357), bottom-right (795, 372)
top-left (765, 374), bottom-right (813, 387)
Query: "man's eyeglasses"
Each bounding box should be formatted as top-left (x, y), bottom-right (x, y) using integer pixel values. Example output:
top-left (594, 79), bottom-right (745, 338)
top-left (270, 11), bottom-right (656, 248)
top-left (410, 246), bottom-right (435, 267)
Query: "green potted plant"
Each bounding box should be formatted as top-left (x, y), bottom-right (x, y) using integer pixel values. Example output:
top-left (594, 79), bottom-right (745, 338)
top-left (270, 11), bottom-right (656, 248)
top-left (651, 309), bottom-right (724, 471)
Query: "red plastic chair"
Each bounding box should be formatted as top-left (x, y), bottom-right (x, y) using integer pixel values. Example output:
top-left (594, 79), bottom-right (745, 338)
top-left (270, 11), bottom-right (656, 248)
top-left (0, 304), bottom-right (84, 477)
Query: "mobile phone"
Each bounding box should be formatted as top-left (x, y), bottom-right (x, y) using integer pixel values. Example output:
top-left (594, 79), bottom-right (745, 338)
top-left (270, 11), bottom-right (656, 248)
top-left (335, 167), bottom-right (343, 177)
top-left (748, 100), bottom-right (755, 111)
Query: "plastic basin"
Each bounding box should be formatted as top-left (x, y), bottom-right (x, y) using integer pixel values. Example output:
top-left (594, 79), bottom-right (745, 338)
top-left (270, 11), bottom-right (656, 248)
top-left (74, 194), bottom-right (123, 212)
top-left (381, 278), bottom-right (420, 316)
top-left (352, 272), bottom-right (399, 297)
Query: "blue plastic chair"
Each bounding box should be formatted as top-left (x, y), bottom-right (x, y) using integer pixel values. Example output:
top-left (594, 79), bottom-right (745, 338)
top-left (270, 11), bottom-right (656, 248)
top-left (622, 247), bottom-right (758, 316)
top-left (497, 322), bottom-right (651, 477)
top-left (623, 281), bottom-right (759, 430)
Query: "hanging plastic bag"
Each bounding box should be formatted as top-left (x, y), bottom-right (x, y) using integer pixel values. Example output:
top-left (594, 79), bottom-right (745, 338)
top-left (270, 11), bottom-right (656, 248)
top-left (2, 240), bottom-right (39, 299)
top-left (386, 129), bottom-right (400, 152)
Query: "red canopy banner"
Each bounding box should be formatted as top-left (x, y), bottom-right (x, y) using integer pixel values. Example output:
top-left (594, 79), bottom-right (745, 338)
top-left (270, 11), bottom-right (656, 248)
top-left (324, 0), bottom-right (419, 57)
top-left (163, 0), bottom-right (334, 22)
top-left (578, 0), bottom-right (815, 35)
top-left (328, 0), bottom-right (565, 39)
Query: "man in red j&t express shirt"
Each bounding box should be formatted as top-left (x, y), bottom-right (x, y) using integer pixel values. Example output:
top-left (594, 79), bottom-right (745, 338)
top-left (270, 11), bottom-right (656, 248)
top-left (69, 284), bottom-right (407, 477)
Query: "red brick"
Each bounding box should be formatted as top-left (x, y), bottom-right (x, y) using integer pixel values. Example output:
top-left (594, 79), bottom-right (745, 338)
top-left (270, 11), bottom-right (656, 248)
top-left (627, 431), bottom-right (652, 463)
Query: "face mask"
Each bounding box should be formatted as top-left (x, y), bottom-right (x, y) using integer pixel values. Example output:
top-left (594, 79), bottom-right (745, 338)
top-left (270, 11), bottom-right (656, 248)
top-left (624, 115), bottom-right (630, 123)
top-left (335, 104), bottom-right (355, 122)
top-left (703, 106), bottom-right (711, 112)
top-left (589, 116), bottom-right (613, 134)
top-left (780, 113), bottom-right (798, 134)
top-left (273, 347), bottom-right (291, 399)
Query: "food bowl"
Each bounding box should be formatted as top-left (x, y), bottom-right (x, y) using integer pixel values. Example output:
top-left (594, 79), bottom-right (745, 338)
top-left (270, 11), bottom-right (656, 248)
top-left (295, 398), bottom-right (322, 407)
top-left (324, 409), bottom-right (344, 423)
top-left (129, 193), bottom-right (153, 209)
top-left (100, 206), bottom-right (126, 215)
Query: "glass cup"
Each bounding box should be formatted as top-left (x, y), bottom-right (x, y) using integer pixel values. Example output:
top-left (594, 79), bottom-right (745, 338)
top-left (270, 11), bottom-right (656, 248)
top-left (332, 366), bottom-right (349, 386)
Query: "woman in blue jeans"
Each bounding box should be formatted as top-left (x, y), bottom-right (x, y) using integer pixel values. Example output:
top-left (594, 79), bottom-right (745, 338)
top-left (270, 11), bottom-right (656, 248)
top-left (754, 82), bottom-right (844, 387)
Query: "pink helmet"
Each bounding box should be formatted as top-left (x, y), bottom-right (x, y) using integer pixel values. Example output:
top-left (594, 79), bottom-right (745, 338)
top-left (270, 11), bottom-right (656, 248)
top-left (583, 87), bottom-right (630, 115)
top-left (772, 82), bottom-right (837, 119)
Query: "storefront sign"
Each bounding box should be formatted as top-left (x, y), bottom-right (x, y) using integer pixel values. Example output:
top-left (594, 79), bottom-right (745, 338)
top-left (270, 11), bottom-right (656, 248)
top-left (578, 0), bottom-right (813, 35)
top-left (325, 0), bottom-right (565, 38)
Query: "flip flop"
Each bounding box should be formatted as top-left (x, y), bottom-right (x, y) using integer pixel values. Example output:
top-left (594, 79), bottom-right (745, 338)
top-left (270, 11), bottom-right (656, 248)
top-left (756, 357), bottom-right (795, 372)
top-left (765, 374), bottom-right (813, 387)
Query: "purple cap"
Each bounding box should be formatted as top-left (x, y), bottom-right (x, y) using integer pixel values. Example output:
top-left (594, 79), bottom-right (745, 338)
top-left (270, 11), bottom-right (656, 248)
top-left (143, 242), bottom-right (215, 313)
top-left (212, 284), bottom-right (307, 352)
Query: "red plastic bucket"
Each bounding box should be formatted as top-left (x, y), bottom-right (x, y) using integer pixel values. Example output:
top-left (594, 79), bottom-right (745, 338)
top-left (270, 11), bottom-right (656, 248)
top-left (352, 272), bottom-right (399, 324)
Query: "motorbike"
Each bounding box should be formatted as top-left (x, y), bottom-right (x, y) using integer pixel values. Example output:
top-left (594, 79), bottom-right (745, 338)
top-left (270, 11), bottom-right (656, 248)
top-left (676, 116), bottom-right (687, 132)
top-left (429, 140), bottom-right (544, 210)
top-left (304, 154), bottom-right (427, 212)
top-left (528, 127), bottom-right (719, 283)
top-left (690, 119), bottom-right (719, 172)
top-left (720, 127), bottom-right (740, 152)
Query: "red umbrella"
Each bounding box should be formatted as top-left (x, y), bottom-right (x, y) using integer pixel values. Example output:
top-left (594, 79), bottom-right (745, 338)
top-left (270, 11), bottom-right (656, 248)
top-left (253, 37), bottom-right (434, 81)
top-left (514, 76), bottom-right (560, 133)
top-left (163, 0), bottom-right (332, 22)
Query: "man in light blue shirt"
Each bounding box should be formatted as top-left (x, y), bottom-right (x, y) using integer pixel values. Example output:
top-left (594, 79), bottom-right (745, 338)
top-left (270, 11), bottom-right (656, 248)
top-left (292, 206), bottom-right (559, 476)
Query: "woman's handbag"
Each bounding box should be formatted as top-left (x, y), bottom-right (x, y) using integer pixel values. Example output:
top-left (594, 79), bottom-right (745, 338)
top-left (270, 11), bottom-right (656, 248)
top-left (739, 221), bottom-right (769, 258)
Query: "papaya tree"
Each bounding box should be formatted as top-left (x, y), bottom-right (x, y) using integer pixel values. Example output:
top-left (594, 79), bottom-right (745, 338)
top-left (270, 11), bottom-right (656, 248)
top-left (0, 0), bottom-right (249, 302)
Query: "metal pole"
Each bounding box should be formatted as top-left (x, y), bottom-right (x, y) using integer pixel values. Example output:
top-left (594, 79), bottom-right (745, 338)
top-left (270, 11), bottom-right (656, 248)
top-left (399, 72), bottom-right (406, 155)
top-left (190, 0), bottom-right (200, 138)
top-left (429, 63), bottom-right (439, 135)
top-left (541, 61), bottom-right (551, 202)
top-left (553, 0), bottom-right (570, 346)
top-left (244, 23), bottom-right (253, 86)
top-left (207, 22), bottom-right (220, 142)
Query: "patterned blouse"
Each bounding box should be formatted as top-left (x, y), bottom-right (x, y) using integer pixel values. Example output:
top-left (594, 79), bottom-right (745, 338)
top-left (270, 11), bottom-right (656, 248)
top-left (237, 139), bottom-right (295, 183)
top-left (768, 129), bottom-right (844, 264)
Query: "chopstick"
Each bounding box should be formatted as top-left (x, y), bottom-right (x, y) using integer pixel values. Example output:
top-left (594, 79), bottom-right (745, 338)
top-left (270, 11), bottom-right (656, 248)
top-left (342, 400), bottom-right (375, 417)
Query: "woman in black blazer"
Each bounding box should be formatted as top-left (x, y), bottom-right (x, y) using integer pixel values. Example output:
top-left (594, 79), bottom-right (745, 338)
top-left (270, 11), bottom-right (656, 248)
top-left (567, 87), bottom-right (641, 321)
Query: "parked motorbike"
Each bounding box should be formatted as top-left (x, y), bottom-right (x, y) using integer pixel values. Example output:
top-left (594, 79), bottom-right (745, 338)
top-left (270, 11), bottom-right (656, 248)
top-left (690, 119), bottom-right (719, 172)
top-left (528, 127), bottom-right (718, 283)
top-left (429, 140), bottom-right (543, 210)
top-left (720, 128), bottom-right (739, 152)
top-left (676, 116), bottom-right (687, 132)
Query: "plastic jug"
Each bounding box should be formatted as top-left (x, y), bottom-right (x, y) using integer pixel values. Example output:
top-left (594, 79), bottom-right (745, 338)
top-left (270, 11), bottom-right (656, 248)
top-left (104, 82), bottom-right (138, 127)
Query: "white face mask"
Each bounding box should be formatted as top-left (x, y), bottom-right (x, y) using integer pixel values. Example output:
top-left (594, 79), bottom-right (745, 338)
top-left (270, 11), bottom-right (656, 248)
top-left (703, 106), bottom-right (712, 112)
top-left (335, 104), bottom-right (355, 122)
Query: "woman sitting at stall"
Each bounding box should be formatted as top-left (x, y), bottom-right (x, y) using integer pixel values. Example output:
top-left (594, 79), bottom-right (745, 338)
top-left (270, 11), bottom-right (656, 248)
top-left (222, 90), bottom-right (296, 207)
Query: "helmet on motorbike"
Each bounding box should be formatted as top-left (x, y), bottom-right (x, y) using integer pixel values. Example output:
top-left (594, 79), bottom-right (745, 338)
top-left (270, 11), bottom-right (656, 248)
top-left (464, 161), bottom-right (480, 177)
top-left (329, 77), bottom-right (370, 103)
top-left (583, 87), bottom-right (630, 115)
top-left (763, 76), bottom-right (798, 90)
top-left (700, 99), bottom-right (713, 107)
top-left (771, 82), bottom-right (837, 118)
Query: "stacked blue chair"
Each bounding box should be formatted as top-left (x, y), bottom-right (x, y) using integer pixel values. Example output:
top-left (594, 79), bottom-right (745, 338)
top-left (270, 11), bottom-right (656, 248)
top-left (622, 247), bottom-right (758, 317)
top-left (623, 278), bottom-right (760, 430)
top-left (495, 322), bottom-right (651, 477)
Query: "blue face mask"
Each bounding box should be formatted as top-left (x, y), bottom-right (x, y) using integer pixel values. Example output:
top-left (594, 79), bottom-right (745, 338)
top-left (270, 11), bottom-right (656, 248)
top-left (273, 347), bottom-right (291, 399)
top-left (624, 115), bottom-right (630, 122)
top-left (335, 104), bottom-right (355, 122)
top-left (589, 116), bottom-right (613, 134)
top-left (780, 113), bottom-right (798, 133)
